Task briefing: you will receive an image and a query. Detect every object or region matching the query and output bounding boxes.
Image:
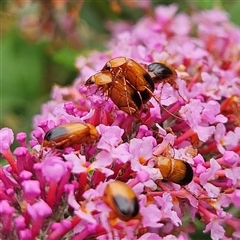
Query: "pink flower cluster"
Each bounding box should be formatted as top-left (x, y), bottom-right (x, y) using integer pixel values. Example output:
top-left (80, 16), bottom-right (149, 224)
top-left (1, 4), bottom-right (240, 240)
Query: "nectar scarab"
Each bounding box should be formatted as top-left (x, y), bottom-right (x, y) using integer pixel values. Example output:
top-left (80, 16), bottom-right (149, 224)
top-left (42, 122), bottom-right (100, 149)
top-left (148, 62), bottom-right (178, 90)
top-left (85, 70), bottom-right (113, 86)
top-left (155, 155), bottom-right (193, 185)
top-left (86, 71), bottom-right (142, 116)
top-left (107, 73), bottom-right (142, 116)
top-left (102, 57), bottom-right (155, 103)
top-left (103, 180), bottom-right (140, 222)
top-left (147, 62), bottom-right (187, 120)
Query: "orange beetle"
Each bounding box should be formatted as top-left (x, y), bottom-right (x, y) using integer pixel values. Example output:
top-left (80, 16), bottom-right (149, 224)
top-left (102, 180), bottom-right (140, 222)
top-left (107, 75), bottom-right (142, 116)
top-left (148, 62), bottom-right (186, 119)
top-left (85, 70), bottom-right (113, 86)
top-left (86, 71), bottom-right (142, 116)
top-left (42, 122), bottom-right (100, 149)
top-left (155, 155), bottom-right (193, 185)
top-left (102, 57), bottom-right (155, 103)
top-left (148, 62), bottom-right (178, 90)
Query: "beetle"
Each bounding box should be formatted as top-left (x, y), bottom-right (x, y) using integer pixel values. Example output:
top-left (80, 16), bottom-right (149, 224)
top-left (155, 155), bottom-right (193, 185)
top-left (147, 62), bottom-right (178, 90)
top-left (42, 122), bottom-right (100, 149)
top-left (102, 57), bottom-right (155, 103)
top-left (102, 180), bottom-right (140, 222)
top-left (85, 70), bottom-right (113, 86)
top-left (147, 62), bottom-right (186, 120)
top-left (86, 71), bottom-right (142, 116)
top-left (107, 74), bottom-right (142, 116)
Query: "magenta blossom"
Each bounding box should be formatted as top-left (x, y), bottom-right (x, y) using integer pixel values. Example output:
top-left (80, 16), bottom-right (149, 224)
top-left (1, 3), bottom-right (240, 240)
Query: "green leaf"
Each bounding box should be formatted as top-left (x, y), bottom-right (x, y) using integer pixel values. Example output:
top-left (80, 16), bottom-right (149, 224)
top-left (51, 48), bottom-right (80, 70)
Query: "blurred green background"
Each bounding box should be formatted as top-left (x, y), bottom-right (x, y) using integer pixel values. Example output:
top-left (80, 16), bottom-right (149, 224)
top-left (1, 0), bottom-right (240, 135)
top-left (1, 1), bottom-right (239, 238)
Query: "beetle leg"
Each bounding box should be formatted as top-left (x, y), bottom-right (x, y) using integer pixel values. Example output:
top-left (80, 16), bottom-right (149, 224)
top-left (122, 75), bottom-right (133, 114)
top-left (112, 69), bottom-right (140, 115)
top-left (144, 87), bottom-right (159, 102)
top-left (39, 141), bottom-right (58, 158)
top-left (145, 85), bottom-right (185, 121)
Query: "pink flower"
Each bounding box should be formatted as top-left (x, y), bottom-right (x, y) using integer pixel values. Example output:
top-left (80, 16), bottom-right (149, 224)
top-left (41, 155), bottom-right (71, 183)
top-left (222, 151), bottom-right (239, 165)
top-left (139, 233), bottom-right (162, 240)
top-left (199, 159), bottom-right (221, 185)
top-left (97, 124), bottom-right (124, 151)
top-left (154, 193), bottom-right (182, 226)
top-left (225, 167), bottom-right (240, 186)
top-left (21, 180), bottom-right (41, 202)
top-left (1, 3), bottom-right (240, 239)
top-left (155, 4), bottom-right (178, 27)
top-left (0, 128), bottom-right (14, 153)
top-left (231, 189), bottom-right (240, 207)
top-left (140, 196), bottom-right (163, 228)
top-left (202, 100), bottom-right (227, 124)
top-left (27, 200), bottom-right (52, 220)
top-left (204, 218), bottom-right (225, 240)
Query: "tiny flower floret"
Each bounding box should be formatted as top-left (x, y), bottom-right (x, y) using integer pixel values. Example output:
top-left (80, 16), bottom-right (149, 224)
top-left (222, 151), bottom-right (239, 165)
top-left (27, 200), bottom-right (52, 220)
top-left (199, 158), bottom-right (221, 185)
top-left (19, 229), bottom-right (32, 240)
top-left (63, 153), bottom-right (87, 174)
top-left (97, 125), bottom-right (124, 151)
top-left (231, 189), bottom-right (240, 207)
top-left (0, 127), bottom-right (14, 153)
top-left (21, 180), bottom-right (41, 198)
top-left (14, 216), bottom-right (26, 229)
top-left (141, 201), bottom-right (163, 228)
top-left (19, 170), bottom-right (33, 180)
top-left (42, 155), bottom-right (69, 182)
top-left (0, 200), bottom-right (15, 214)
